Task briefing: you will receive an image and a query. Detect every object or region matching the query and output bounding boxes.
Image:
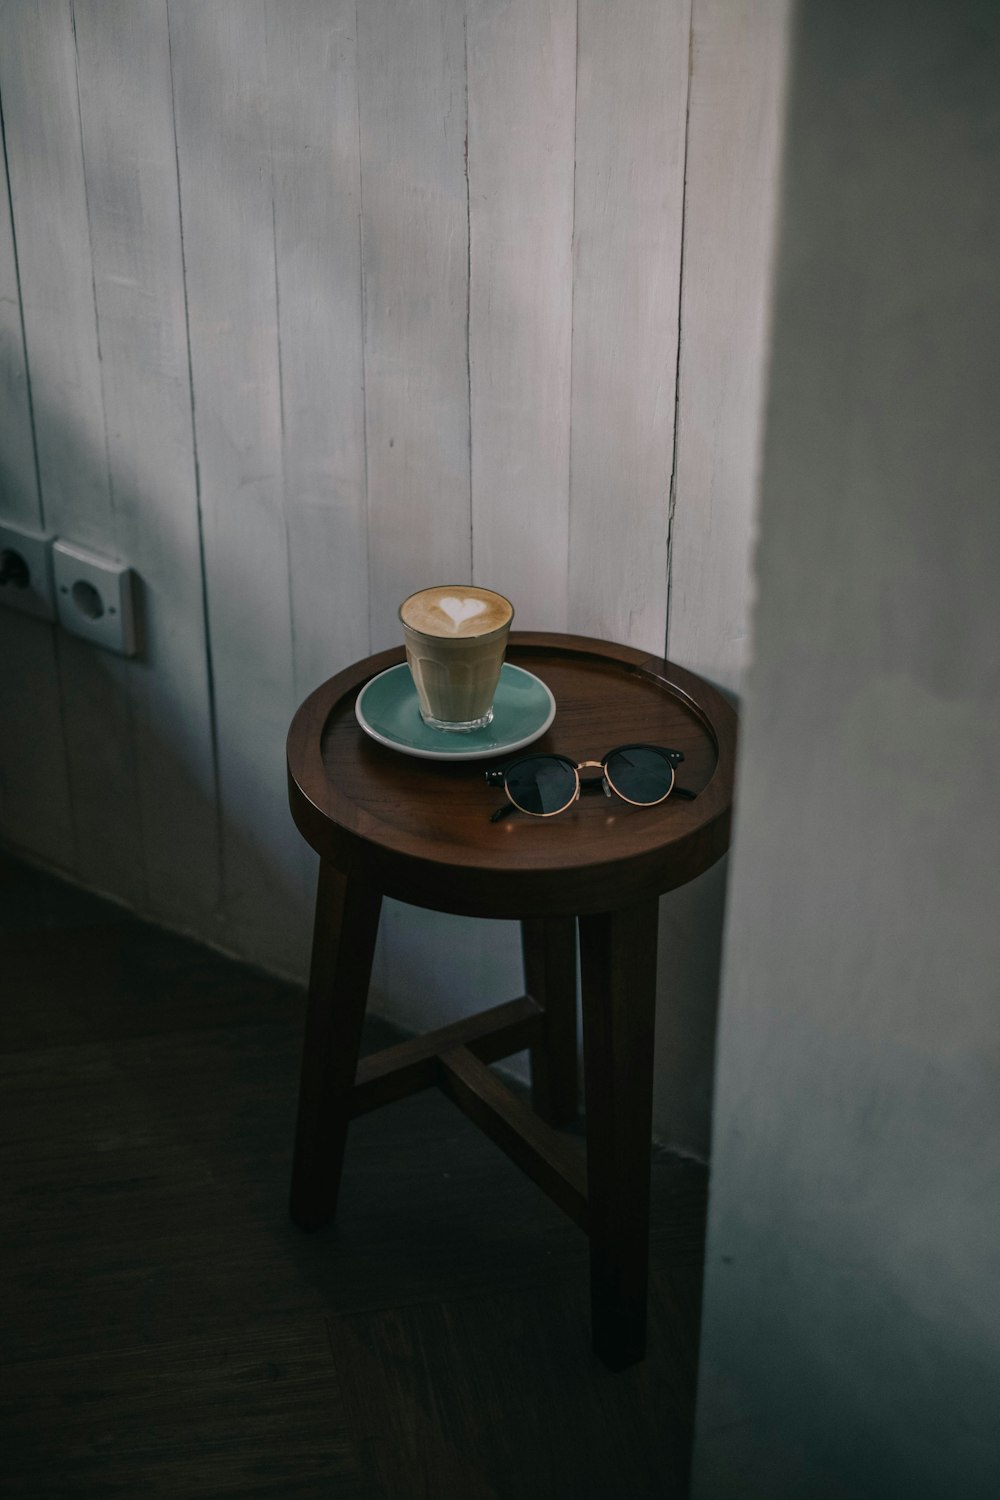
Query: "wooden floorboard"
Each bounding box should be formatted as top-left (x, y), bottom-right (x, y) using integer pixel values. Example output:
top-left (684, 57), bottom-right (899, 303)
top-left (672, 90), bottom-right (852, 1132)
top-left (0, 850), bottom-right (708, 1498)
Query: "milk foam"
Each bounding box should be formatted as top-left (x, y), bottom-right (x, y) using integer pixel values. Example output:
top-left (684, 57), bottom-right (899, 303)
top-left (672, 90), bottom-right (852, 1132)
top-left (400, 586), bottom-right (513, 639)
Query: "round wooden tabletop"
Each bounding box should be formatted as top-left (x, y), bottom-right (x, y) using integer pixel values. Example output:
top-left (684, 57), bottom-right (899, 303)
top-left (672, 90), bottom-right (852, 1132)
top-left (286, 632), bottom-right (737, 919)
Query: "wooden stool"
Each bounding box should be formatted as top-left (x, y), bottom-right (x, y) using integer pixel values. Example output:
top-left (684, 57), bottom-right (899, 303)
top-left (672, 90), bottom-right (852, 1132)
top-left (286, 632), bottom-right (736, 1369)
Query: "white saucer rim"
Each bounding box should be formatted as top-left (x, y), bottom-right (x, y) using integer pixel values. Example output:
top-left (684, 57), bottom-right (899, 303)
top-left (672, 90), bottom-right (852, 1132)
top-left (355, 663), bottom-right (556, 762)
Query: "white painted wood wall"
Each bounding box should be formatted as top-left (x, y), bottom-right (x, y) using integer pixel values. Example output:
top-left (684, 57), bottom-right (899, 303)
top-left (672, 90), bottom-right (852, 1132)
top-left (0, 0), bottom-right (787, 1154)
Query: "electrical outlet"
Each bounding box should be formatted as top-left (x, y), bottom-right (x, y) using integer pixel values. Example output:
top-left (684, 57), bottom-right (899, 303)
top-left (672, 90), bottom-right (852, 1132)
top-left (0, 521), bottom-right (56, 621)
top-left (52, 539), bottom-right (138, 657)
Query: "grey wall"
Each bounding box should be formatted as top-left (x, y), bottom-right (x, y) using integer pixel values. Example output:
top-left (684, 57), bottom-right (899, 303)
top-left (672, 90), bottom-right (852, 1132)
top-left (693, 1), bottom-right (1000, 1493)
top-left (0, 0), bottom-right (786, 1157)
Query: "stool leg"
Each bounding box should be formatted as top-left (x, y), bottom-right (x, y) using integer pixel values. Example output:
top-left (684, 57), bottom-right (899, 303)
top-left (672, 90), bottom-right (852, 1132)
top-left (579, 899), bottom-right (659, 1369)
top-left (289, 860), bottom-right (382, 1230)
top-left (521, 917), bottom-right (578, 1126)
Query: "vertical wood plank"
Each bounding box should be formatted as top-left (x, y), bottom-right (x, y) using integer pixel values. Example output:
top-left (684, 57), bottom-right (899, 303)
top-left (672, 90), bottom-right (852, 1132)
top-left (569, 0), bottom-right (691, 653)
top-left (0, 608), bottom-right (75, 868)
top-left (0, 92), bottom-right (75, 867)
top-left (0, 0), bottom-right (143, 898)
top-left (264, 0), bottom-right (370, 702)
top-left (654, 0), bottom-right (789, 1160)
top-left (73, 0), bottom-right (220, 925)
top-left (169, 0), bottom-right (302, 968)
top-left (357, 0), bottom-right (471, 648)
top-left (0, 2), bottom-right (111, 540)
top-left (355, 0), bottom-right (477, 1021)
top-left (0, 126), bottom-right (38, 530)
top-left (667, 0), bottom-right (791, 694)
top-left (466, 0), bottom-right (575, 628)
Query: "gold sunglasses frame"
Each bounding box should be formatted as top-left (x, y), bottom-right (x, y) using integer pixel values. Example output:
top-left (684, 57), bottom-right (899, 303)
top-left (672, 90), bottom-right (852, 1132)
top-left (487, 744), bottom-right (691, 822)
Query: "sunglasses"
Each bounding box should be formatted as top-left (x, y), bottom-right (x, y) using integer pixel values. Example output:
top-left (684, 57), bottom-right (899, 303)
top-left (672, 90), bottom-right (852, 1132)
top-left (486, 744), bottom-right (695, 822)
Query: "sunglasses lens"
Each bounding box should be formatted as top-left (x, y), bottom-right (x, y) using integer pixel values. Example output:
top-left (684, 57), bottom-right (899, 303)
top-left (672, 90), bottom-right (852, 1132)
top-left (604, 746), bottom-right (674, 805)
top-left (505, 757), bottom-right (578, 816)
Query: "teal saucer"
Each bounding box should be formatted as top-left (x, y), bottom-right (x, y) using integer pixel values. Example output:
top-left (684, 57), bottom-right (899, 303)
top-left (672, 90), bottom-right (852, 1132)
top-left (355, 662), bottom-right (556, 762)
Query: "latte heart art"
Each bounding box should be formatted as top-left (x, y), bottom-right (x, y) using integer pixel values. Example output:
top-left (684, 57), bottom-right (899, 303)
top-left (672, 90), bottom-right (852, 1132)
top-left (439, 596), bottom-right (488, 629)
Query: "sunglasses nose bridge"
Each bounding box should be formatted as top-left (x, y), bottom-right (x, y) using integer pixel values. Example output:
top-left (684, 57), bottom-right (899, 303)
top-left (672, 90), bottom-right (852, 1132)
top-left (572, 758), bottom-right (609, 800)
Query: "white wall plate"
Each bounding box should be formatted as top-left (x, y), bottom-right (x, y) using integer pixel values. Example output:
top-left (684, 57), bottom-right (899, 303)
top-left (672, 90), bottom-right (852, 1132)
top-left (52, 539), bottom-right (138, 657)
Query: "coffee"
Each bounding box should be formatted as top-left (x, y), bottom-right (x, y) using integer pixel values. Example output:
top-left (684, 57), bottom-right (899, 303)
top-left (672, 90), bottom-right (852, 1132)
top-left (399, 586), bottom-right (514, 731)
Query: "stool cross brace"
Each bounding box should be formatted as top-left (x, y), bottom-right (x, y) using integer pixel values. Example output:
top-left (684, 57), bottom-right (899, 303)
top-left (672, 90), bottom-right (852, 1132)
top-left (289, 861), bottom-right (658, 1370)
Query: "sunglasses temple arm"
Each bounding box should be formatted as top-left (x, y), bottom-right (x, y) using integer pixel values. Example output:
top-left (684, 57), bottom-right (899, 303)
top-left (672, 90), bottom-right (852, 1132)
top-left (673, 785), bottom-right (697, 800)
top-left (490, 800), bottom-right (516, 823)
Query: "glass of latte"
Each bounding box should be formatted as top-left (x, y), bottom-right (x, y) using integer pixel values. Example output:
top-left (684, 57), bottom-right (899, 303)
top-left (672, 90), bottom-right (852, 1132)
top-left (399, 586), bottom-right (514, 732)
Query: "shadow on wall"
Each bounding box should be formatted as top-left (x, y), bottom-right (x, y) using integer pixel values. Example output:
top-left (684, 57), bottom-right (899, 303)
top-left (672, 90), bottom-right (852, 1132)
top-left (653, 667), bottom-right (742, 1157)
top-left (0, 396), bottom-right (313, 980)
top-left (656, 855), bottom-right (730, 1159)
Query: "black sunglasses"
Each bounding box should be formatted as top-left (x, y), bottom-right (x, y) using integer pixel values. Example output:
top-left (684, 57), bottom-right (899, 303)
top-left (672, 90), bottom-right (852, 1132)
top-left (486, 744), bottom-right (695, 822)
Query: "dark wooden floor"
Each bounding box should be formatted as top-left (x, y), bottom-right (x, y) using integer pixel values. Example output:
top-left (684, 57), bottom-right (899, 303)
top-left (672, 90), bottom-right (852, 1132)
top-left (0, 849), bottom-right (708, 1499)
